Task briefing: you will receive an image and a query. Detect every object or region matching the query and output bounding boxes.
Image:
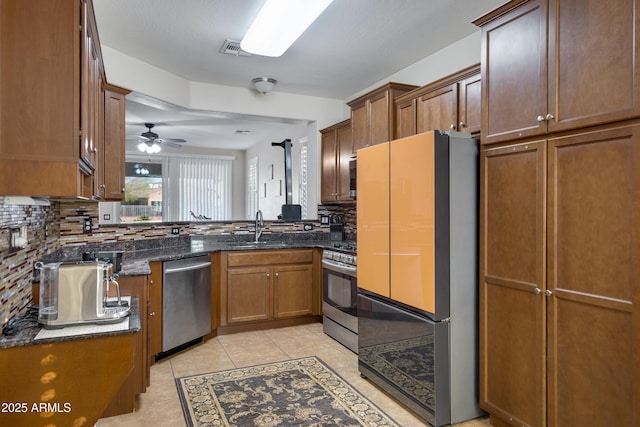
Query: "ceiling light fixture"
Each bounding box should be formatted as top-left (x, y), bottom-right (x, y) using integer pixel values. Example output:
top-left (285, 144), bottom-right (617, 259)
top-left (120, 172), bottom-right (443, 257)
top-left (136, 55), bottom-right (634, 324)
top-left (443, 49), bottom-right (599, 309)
top-left (137, 142), bottom-right (161, 154)
top-left (252, 77), bottom-right (277, 94)
top-left (240, 0), bottom-right (333, 57)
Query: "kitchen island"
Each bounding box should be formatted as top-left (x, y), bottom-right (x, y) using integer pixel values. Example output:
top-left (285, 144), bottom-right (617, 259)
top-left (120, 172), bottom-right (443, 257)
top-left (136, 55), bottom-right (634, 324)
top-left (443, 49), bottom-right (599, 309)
top-left (0, 299), bottom-right (141, 427)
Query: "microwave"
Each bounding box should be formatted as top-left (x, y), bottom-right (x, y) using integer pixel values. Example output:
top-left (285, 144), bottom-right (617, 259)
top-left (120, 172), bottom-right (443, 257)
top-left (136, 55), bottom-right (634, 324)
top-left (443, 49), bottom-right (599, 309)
top-left (349, 157), bottom-right (357, 199)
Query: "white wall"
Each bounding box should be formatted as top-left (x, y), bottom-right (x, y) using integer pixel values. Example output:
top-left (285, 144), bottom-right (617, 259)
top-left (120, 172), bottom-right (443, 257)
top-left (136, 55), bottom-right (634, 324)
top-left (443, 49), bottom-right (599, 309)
top-left (245, 123), bottom-right (309, 220)
top-left (345, 32), bottom-right (482, 102)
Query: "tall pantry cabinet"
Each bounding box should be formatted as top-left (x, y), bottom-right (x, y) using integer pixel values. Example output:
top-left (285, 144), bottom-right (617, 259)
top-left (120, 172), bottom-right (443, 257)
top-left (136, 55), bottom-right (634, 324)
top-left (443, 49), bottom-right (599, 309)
top-left (476, 1), bottom-right (640, 426)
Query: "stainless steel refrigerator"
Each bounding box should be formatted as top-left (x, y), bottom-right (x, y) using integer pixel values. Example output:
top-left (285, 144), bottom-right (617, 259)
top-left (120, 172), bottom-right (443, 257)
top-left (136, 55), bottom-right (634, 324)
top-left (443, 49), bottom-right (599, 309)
top-left (356, 130), bottom-right (483, 426)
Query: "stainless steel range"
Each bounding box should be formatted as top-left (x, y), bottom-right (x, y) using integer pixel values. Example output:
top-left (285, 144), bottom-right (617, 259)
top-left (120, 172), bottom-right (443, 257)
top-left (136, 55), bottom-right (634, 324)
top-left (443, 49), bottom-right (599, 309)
top-left (322, 242), bottom-right (358, 353)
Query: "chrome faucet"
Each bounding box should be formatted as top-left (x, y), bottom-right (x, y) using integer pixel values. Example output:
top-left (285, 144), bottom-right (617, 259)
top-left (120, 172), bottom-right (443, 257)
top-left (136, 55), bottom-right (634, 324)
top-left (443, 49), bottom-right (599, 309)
top-left (255, 210), bottom-right (264, 242)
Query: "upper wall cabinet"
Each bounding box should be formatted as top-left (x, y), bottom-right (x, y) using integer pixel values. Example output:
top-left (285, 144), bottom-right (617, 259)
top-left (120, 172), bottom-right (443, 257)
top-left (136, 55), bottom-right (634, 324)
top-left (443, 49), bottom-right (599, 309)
top-left (320, 119), bottom-right (354, 204)
top-left (348, 83), bottom-right (417, 153)
top-left (0, 0), bottom-right (125, 199)
top-left (395, 65), bottom-right (481, 139)
top-left (100, 84), bottom-right (130, 201)
top-left (475, 0), bottom-right (640, 145)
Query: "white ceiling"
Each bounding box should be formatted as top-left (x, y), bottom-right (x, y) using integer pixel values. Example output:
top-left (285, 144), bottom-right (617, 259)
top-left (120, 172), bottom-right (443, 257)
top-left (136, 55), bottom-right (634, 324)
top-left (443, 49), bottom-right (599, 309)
top-left (92, 0), bottom-right (505, 151)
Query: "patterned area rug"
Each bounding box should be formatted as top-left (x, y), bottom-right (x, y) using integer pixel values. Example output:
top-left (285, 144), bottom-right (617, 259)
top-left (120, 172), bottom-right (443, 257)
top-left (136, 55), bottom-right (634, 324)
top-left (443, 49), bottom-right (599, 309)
top-left (176, 356), bottom-right (400, 427)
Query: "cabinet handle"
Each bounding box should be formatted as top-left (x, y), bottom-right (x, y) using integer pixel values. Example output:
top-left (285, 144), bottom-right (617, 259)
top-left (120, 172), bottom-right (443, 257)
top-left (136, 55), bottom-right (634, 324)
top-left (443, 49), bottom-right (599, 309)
top-left (150, 311), bottom-right (155, 316)
top-left (275, 272), bottom-right (279, 277)
top-left (533, 287), bottom-right (542, 295)
top-left (92, 148), bottom-right (98, 153)
top-left (459, 121), bottom-right (466, 128)
top-left (266, 273), bottom-right (270, 278)
top-left (536, 115), bottom-right (545, 123)
top-left (122, 188), bottom-right (126, 192)
top-left (545, 290), bottom-right (553, 296)
top-left (450, 124), bottom-right (456, 130)
top-left (545, 113), bottom-right (555, 121)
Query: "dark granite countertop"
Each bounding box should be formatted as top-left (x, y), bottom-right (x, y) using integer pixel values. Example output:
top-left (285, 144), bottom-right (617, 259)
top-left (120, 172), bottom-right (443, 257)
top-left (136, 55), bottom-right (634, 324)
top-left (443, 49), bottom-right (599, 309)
top-left (0, 297), bottom-right (141, 349)
top-left (40, 234), bottom-right (355, 277)
top-left (118, 237), bottom-right (346, 276)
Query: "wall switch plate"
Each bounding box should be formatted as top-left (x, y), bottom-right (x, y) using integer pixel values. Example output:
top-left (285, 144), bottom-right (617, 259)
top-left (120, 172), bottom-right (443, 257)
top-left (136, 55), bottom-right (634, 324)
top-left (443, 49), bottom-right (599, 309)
top-left (171, 227), bottom-right (180, 235)
top-left (103, 214), bottom-right (111, 221)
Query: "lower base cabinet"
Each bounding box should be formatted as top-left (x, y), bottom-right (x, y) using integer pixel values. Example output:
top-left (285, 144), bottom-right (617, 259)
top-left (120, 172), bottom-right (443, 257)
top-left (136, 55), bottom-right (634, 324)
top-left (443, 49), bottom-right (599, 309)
top-left (220, 249), bottom-right (321, 330)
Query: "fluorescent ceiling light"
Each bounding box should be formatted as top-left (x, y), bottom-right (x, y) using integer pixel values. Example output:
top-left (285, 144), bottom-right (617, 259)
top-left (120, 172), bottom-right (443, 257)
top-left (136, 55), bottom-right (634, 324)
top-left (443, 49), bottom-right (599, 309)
top-left (241, 0), bottom-right (333, 57)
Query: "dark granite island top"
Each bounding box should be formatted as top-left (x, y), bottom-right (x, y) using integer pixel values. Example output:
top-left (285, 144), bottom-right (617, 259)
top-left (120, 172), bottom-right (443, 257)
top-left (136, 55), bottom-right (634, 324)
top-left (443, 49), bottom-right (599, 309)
top-left (0, 297), bottom-right (141, 349)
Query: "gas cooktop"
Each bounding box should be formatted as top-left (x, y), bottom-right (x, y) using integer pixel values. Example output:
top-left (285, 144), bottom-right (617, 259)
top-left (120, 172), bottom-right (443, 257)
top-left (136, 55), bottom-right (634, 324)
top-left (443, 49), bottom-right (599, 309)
top-left (328, 241), bottom-right (356, 253)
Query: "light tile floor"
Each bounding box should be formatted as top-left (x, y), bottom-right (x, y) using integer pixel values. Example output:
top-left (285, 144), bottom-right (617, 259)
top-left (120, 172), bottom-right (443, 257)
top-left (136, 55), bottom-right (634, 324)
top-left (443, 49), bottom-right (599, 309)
top-left (96, 322), bottom-right (490, 427)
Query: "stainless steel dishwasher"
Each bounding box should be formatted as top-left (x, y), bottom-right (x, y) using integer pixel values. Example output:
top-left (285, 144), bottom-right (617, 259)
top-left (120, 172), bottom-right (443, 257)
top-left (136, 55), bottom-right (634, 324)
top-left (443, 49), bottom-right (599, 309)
top-left (163, 255), bottom-right (211, 352)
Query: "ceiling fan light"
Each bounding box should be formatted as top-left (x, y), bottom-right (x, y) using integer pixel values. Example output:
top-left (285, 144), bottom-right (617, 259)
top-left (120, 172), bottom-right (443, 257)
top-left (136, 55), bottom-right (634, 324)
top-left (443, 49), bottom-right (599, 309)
top-left (137, 142), bottom-right (149, 152)
top-left (240, 0), bottom-right (333, 57)
top-left (150, 143), bottom-right (161, 154)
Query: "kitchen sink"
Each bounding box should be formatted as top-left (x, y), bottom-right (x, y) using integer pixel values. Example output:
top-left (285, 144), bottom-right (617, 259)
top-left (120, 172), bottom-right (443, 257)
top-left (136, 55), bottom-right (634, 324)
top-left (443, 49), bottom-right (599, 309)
top-left (227, 241), bottom-right (289, 249)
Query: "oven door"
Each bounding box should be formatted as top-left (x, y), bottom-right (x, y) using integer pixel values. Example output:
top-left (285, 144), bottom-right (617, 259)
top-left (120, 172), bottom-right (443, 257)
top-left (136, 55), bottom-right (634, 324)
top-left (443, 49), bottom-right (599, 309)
top-left (322, 258), bottom-right (357, 332)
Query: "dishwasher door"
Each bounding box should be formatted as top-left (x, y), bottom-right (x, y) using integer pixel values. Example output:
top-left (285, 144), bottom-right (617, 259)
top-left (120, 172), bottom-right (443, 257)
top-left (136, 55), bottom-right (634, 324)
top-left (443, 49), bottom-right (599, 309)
top-left (163, 255), bottom-right (211, 352)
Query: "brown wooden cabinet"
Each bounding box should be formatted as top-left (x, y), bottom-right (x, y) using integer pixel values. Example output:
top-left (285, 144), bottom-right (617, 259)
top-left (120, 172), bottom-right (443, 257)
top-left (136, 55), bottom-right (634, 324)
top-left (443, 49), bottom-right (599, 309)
top-left (148, 261), bottom-right (163, 364)
top-left (480, 141), bottom-right (546, 427)
top-left (480, 125), bottom-right (640, 427)
top-left (0, 0), bottom-right (126, 199)
top-left (475, 0), bottom-right (640, 145)
top-left (100, 83), bottom-right (130, 200)
top-left (220, 249), bottom-right (320, 331)
top-left (114, 275), bottom-right (149, 394)
top-left (395, 65), bottom-right (481, 139)
top-left (320, 119), bottom-right (354, 203)
top-left (348, 83), bottom-right (417, 152)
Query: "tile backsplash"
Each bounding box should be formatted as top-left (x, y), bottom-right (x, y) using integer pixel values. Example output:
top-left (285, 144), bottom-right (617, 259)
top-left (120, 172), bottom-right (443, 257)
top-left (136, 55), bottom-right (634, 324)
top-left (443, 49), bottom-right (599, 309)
top-left (0, 198), bottom-right (356, 329)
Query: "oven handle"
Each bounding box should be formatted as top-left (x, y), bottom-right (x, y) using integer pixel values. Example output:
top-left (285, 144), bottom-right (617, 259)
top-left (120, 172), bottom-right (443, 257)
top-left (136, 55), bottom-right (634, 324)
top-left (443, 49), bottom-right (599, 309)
top-left (322, 258), bottom-right (357, 277)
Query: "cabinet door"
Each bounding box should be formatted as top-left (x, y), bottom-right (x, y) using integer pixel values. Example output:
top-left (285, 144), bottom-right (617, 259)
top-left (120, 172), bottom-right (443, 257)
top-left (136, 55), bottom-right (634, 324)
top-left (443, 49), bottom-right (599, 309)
top-left (115, 275), bottom-right (148, 395)
top-left (547, 125), bottom-right (640, 427)
top-left (396, 98), bottom-right (417, 139)
top-left (148, 261), bottom-right (163, 362)
top-left (479, 141), bottom-right (546, 427)
top-left (103, 87), bottom-right (127, 200)
top-left (320, 129), bottom-right (338, 203)
top-left (351, 101), bottom-right (369, 152)
top-left (369, 91), bottom-right (391, 146)
top-left (548, 0), bottom-right (640, 133)
top-left (80, 2), bottom-right (98, 172)
top-left (416, 83), bottom-right (458, 133)
top-left (336, 124), bottom-right (354, 201)
top-left (480, 0), bottom-right (547, 144)
top-left (458, 73), bottom-right (481, 135)
top-left (273, 264), bottom-right (313, 318)
top-left (226, 267), bottom-right (271, 323)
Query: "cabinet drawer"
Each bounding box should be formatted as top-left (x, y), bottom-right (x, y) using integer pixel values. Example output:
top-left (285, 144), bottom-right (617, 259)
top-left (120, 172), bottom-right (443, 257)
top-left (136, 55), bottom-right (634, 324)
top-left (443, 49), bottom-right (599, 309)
top-left (226, 249), bottom-right (313, 267)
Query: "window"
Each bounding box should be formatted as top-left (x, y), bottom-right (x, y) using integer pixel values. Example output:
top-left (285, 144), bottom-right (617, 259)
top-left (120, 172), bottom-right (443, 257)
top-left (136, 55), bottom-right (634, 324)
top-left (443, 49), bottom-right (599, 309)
top-left (165, 156), bottom-right (233, 221)
top-left (298, 137), bottom-right (308, 218)
top-left (121, 162), bottom-right (163, 222)
top-left (246, 156), bottom-right (259, 220)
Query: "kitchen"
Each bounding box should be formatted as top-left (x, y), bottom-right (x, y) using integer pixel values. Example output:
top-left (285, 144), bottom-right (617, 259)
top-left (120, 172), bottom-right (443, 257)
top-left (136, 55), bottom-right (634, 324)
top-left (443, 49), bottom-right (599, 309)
top-left (1, 0), bottom-right (639, 426)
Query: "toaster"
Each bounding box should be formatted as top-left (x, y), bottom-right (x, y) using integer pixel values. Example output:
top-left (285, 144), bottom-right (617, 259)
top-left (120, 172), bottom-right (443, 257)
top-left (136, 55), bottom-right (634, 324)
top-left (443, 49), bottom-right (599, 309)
top-left (36, 260), bottom-right (130, 329)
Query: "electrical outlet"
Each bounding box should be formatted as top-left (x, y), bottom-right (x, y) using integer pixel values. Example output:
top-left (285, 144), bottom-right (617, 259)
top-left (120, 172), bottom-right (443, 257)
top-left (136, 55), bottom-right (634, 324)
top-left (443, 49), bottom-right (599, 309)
top-left (171, 227), bottom-right (180, 235)
top-left (83, 217), bottom-right (92, 234)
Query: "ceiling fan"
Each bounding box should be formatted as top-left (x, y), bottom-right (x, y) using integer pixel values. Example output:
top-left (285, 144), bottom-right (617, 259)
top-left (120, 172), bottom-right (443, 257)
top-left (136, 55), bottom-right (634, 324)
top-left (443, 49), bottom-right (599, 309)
top-left (128, 123), bottom-right (187, 153)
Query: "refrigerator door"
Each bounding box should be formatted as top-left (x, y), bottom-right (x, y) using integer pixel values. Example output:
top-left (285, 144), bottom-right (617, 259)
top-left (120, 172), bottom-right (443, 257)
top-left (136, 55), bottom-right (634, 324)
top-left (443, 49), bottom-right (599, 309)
top-left (358, 292), bottom-right (450, 426)
top-left (389, 131), bottom-right (450, 319)
top-left (356, 141), bottom-right (390, 297)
